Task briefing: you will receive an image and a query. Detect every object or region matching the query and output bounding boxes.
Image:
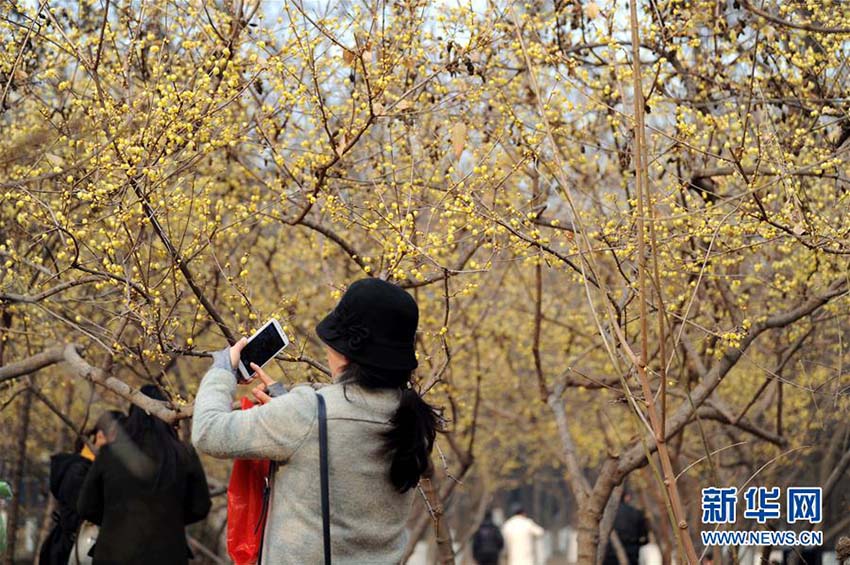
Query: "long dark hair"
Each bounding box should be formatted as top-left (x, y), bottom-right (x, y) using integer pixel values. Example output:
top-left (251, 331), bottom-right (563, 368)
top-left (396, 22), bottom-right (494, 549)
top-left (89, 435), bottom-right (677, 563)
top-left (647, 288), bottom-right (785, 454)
top-left (339, 363), bottom-right (441, 493)
top-left (124, 384), bottom-right (186, 488)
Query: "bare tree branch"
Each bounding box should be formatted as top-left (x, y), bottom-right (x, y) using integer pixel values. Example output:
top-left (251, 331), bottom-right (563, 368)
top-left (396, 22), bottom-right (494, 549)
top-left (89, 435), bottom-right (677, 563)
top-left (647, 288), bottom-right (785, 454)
top-left (1, 344), bottom-right (190, 423)
top-left (619, 278), bottom-right (848, 476)
top-left (0, 344), bottom-right (66, 384)
top-left (0, 275), bottom-right (101, 304)
top-left (740, 0), bottom-right (850, 34)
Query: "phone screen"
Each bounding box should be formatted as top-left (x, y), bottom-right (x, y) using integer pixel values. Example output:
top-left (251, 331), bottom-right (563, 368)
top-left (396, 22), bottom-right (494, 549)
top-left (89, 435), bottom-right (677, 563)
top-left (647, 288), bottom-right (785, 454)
top-left (239, 323), bottom-right (287, 381)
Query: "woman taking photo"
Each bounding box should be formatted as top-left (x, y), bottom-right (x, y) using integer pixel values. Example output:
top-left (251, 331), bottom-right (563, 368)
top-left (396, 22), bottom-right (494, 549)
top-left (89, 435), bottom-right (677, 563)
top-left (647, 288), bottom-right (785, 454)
top-left (192, 278), bottom-right (441, 563)
top-left (78, 385), bottom-right (212, 564)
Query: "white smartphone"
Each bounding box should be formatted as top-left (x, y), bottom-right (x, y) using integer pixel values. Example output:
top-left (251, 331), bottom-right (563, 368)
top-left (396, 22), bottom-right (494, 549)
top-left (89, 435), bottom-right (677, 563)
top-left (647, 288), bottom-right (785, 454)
top-left (237, 319), bottom-right (289, 383)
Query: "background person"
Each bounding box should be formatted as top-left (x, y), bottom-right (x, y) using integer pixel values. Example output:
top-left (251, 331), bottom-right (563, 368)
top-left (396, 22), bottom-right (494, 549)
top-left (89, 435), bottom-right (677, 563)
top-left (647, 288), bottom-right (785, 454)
top-left (89, 411), bottom-right (126, 451)
top-left (502, 504), bottom-right (544, 565)
top-left (602, 491), bottom-right (648, 565)
top-left (38, 411), bottom-right (124, 565)
top-left (78, 385), bottom-right (211, 564)
top-left (0, 480), bottom-right (12, 556)
top-left (472, 509), bottom-right (504, 565)
top-left (192, 278), bottom-right (442, 564)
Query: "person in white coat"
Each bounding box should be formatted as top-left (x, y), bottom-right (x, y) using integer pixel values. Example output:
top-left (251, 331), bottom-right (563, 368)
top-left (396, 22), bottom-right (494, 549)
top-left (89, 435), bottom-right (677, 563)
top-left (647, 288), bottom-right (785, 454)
top-left (501, 505), bottom-right (545, 565)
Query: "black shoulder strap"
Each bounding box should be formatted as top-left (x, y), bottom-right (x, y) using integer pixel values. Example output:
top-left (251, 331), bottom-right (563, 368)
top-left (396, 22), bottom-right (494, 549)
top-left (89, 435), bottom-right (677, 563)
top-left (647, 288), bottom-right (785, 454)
top-left (256, 461), bottom-right (277, 564)
top-left (317, 393), bottom-right (331, 565)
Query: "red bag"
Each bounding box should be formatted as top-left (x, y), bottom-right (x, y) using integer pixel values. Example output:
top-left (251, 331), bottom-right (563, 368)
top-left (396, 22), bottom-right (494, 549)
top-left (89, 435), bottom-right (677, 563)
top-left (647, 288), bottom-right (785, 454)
top-left (227, 398), bottom-right (272, 565)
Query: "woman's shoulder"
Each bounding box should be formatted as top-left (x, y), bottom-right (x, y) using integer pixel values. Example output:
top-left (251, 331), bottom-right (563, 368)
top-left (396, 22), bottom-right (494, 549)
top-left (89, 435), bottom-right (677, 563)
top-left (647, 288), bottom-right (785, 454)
top-left (283, 384), bottom-right (321, 402)
top-left (266, 384), bottom-right (320, 417)
top-left (318, 383), bottom-right (400, 420)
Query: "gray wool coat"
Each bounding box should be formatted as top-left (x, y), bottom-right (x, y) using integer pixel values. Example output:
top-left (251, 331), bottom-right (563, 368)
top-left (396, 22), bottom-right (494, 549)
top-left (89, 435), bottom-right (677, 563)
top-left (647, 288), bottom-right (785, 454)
top-left (192, 365), bottom-right (414, 564)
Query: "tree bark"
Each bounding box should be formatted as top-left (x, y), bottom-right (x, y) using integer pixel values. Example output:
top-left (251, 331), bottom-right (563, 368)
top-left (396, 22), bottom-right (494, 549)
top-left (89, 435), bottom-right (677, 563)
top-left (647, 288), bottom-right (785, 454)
top-left (1, 343), bottom-right (191, 423)
top-left (576, 459), bottom-right (621, 564)
top-left (596, 485), bottom-right (624, 565)
top-left (642, 475), bottom-right (673, 564)
top-left (0, 345), bottom-right (66, 384)
top-left (5, 387), bottom-right (33, 565)
top-left (420, 474), bottom-right (455, 565)
top-left (576, 500), bottom-right (604, 564)
top-left (33, 382), bottom-right (74, 564)
top-left (401, 460), bottom-right (471, 563)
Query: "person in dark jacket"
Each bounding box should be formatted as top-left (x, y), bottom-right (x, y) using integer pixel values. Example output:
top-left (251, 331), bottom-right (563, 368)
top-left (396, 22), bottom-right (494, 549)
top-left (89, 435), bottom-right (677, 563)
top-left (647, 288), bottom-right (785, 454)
top-left (38, 437), bottom-right (93, 565)
top-left (78, 385), bottom-right (211, 565)
top-left (39, 411), bottom-right (124, 565)
top-left (602, 491), bottom-right (649, 565)
top-left (472, 510), bottom-right (504, 565)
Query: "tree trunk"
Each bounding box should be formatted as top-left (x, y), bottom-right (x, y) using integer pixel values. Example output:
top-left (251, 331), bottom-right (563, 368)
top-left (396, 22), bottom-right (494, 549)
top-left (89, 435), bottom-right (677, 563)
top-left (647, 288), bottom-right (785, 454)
top-left (576, 459), bottom-right (621, 564)
top-left (451, 483), bottom-right (490, 558)
top-left (596, 485), bottom-right (623, 565)
top-left (419, 475), bottom-right (455, 564)
top-left (5, 387), bottom-right (33, 565)
top-left (401, 460), bottom-right (472, 563)
top-left (642, 474), bottom-right (673, 564)
top-left (576, 502), bottom-right (603, 565)
top-left (32, 498), bottom-right (55, 565)
top-left (33, 381), bottom-right (74, 564)
top-left (609, 532), bottom-right (630, 565)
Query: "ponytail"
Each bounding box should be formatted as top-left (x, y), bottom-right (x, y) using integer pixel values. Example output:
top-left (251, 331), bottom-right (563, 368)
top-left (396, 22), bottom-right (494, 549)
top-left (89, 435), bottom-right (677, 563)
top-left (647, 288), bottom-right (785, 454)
top-left (339, 363), bottom-right (441, 493)
top-left (382, 387), bottom-right (440, 493)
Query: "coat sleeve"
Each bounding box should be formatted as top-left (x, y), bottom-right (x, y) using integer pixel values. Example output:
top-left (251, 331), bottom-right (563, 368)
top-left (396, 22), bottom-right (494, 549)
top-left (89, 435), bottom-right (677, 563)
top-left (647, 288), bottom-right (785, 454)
top-left (192, 367), bottom-right (317, 461)
top-left (77, 453), bottom-right (105, 525)
top-left (501, 526), bottom-right (511, 555)
top-left (57, 460), bottom-right (90, 510)
top-left (183, 447), bottom-right (212, 524)
top-left (531, 521), bottom-right (544, 537)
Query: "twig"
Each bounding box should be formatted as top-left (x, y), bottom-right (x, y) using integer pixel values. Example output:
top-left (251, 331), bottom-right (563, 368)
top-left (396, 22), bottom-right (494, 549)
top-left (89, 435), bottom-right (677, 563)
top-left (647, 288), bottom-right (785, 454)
top-left (740, 0), bottom-right (850, 34)
top-left (187, 536), bottom-right (228, 565)
top-left (628, 0), bottom-right (697, 558)
top-left (0, 276), bottom-right (101, 304)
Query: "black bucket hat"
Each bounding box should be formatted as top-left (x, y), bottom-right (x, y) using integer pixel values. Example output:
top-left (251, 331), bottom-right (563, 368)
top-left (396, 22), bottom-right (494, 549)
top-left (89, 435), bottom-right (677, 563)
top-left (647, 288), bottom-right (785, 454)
top-left (316, 278), bottom-right (419, 371)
